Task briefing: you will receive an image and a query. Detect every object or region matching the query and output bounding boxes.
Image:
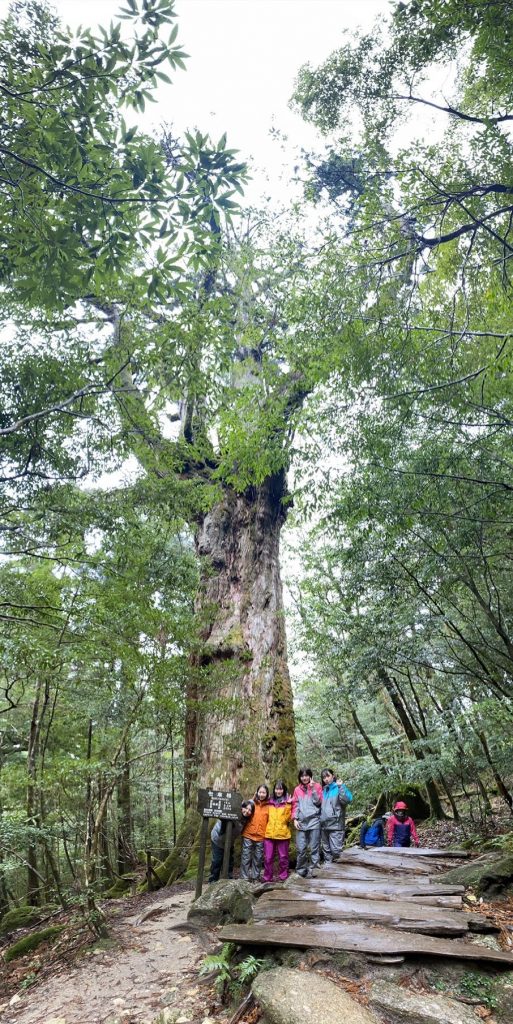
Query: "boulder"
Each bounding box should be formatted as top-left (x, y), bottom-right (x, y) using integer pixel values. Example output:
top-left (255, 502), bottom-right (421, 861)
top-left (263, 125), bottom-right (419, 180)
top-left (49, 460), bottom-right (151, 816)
top-left (0, 905), bottom-right (44, 934)
top-left (4, 925), bottom-right (64, 962)
top-left (369, 979), bottom-right (481, 1024)
top-left (439, 854), bottom-right (513, 896)
top-left (252, 967), bottom-right (378, 1024)
top-left (187, 879), bottom-right (255, 926)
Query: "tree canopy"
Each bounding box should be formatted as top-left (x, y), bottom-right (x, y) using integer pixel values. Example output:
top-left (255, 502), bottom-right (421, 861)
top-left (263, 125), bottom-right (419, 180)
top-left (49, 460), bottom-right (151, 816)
top-left (1, 0), bottom-right (513, 929)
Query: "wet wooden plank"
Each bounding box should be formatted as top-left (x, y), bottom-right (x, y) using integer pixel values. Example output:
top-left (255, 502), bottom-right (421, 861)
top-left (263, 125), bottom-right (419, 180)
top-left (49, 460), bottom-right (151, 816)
top-left (319, 863), bottom-right (422, 881)
top-left (220, 922), bottom-right (513, 966)
top-left (264, 888), bottom-right (463, 910)
top-left (362, 847), bottom-right (470, 859)
top-left (253, 896), bottom-right (481, 936)
top-left (335, 851), bottom-right (441, 875)
top-left (287, 877), bottom-right (465, 898)
top-left (342, 851), bottom-right (461, 872)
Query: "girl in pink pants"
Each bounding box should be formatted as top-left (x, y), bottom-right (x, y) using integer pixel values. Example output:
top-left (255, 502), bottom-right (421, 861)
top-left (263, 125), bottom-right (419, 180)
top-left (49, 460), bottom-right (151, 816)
top-left (263, 780), bottom-right (292, 882)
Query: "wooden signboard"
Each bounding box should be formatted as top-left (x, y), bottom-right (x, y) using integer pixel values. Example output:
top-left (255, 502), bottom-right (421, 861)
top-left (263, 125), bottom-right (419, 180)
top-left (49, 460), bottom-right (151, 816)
top-left (197, 788), bottom-right (242, 820)
top-left (195, 788), bottom-right (242, 899)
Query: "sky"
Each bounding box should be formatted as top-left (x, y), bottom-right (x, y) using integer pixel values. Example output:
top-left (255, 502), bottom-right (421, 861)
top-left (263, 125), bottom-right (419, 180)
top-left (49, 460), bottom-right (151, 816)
top-left (10, 0), bottom-right (389, 206)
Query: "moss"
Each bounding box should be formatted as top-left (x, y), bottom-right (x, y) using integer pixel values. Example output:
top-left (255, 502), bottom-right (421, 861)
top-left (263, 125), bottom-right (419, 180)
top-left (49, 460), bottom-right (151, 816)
top-left (439, 853), bottom-right (513, 896)
top-left (4, 925), bottom-right (64, 962)
top-left (104, 873), bottom-right (136, 899)
top-left (0, 905), bottom-right (44, 935)
top-left (139, 806), bottom-right (202, 891)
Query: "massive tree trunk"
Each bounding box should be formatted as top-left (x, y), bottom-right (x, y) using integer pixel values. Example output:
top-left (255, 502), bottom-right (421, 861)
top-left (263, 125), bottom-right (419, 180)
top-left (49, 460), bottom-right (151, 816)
top-left (185, 469), bottom-right (297, 800)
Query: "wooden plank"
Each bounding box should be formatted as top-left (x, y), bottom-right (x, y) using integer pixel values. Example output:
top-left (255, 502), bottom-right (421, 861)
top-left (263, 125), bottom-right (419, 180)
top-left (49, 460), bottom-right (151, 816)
top-left (335, 851), bottom-right (439, 875)
top-left (287, 877), bottom-right (465, 897)
top-left (264, 888), bottom-right (463, 910)
top-left (341, 850), bottom-right (462, 872)
top-left (319, 864), bottom-right (418, 881)
top-left (253, 896), bottom-right (478, 936)
top-left (219, 921), bottom-right (513, 966)
top-left (357, 847), bottom-right (470, 859)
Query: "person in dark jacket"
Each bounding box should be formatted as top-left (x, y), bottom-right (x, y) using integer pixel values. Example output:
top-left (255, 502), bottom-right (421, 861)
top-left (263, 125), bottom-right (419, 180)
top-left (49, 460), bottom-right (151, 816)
top-left (208, 812), bottom-right (246, 882)
top-left (387, 801), bottom-right (419, 848)
top-left (320, 768), bottom-right (352, 862)
top-left (359, 815), bottom-right (385, 848)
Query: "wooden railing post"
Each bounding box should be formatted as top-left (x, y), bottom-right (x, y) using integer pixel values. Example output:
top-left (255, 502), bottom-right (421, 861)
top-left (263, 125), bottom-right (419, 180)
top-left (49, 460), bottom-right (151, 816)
top-left (195, 817), bottom-right (210, 900)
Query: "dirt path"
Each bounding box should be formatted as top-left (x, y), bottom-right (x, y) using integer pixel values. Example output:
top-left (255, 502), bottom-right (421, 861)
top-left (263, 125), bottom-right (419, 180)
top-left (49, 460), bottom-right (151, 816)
top-left (2, 891), bottom-right (217, 1024)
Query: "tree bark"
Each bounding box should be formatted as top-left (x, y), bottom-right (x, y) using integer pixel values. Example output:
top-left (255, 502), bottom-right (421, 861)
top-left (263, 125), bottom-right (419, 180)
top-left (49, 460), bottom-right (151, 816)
top-left (185, 470), bottom-right (297, 800)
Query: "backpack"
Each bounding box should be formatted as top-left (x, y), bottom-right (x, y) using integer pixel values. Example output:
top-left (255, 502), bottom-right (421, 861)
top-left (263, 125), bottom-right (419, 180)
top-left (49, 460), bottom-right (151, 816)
top-left (364, 819), bottom-right (383, 846)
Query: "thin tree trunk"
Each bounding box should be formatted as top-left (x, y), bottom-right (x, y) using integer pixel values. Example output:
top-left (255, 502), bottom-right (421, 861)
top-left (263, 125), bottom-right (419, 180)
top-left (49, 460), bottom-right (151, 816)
top-left (348, 704), bottom-right (383, 765)
top-left (117, 741), bottom-right (133, 874)
top-left (476, 729), bottom-right (513, 813)
top-left (156, 748), bottom-right (167, 858)
top-left (27, 682), bottom-right (43, 906)
top-left (379, 669), bottom-right (447, 819)
top-left (170, 730), bottom-right (177, 848)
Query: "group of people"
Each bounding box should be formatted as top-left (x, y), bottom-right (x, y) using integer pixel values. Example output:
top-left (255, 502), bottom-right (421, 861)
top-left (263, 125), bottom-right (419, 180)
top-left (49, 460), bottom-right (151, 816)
top-left (359, 801), bottom-right (420, 849)
top-left (209, 766), bottom-right (352, 883)
top-left (209, 771), bottom-right (421, 883)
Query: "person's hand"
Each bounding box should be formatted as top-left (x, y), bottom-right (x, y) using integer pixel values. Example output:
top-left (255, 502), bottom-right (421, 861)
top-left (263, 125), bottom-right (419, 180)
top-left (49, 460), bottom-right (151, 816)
top-left (293, 819), bottom-right (301, 830)
top-left (336, 778), bottom-right (344, 785)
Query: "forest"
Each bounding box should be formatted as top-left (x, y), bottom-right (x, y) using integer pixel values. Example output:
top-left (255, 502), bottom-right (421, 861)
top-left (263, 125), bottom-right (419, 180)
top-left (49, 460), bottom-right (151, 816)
top-left (1, 0), bottom-right (513, 932)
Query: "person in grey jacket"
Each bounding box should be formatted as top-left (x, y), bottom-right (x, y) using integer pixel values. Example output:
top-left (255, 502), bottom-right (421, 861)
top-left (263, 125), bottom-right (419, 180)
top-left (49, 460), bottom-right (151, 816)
top-left (208, 816), bottom-right (243, 882)
top-left (320, 768), bottom-right (352, 863)
top-left (291, 767), bottom-right (323, 877)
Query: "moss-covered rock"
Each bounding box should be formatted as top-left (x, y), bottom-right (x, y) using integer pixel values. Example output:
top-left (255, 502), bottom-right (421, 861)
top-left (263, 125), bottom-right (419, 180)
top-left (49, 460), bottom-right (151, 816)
top-left (140, 806), bottom-right (202, 891)
top-left (104, 874), bottom-right (136, 899)
top-left (494, 970), bottom-right (513, 1023)
top-left (187, 878), bottom-right (255, 926)
top-left (0, 905), bottom-right (44, 935)
top-left (439, 853), bottom-right (513, 896)
top-left (4, 925), bottom-right (64, 962)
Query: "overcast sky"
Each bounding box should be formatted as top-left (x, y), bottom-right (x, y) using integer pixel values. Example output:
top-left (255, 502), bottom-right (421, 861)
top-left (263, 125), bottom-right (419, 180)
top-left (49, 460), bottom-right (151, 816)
top-left (6, 0), bottom-right (389, 205)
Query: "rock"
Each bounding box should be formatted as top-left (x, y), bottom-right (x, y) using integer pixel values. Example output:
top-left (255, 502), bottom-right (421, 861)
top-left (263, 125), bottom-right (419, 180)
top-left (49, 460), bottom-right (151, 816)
top-left (187, 879), bottom-right (255, 926)
top-left (369, 979), bottom-right (481, 1024)
top-left (252, 967), bottom-right (377, 1024)
top-left (468, 934), bottom-right (503, 952)
top-left (0, 905), bottom-right (45, 934)
top-left (438, 854), bottom-right (513, 896)
top-left (4, 924), bottom-right (64, 961)
top-left (493, 971), bottom-right (513, 1023)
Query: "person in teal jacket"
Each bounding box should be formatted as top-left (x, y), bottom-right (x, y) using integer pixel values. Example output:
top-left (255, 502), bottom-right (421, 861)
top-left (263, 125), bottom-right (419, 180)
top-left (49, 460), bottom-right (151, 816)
top-left (320, 768), bottom-right (352, 863)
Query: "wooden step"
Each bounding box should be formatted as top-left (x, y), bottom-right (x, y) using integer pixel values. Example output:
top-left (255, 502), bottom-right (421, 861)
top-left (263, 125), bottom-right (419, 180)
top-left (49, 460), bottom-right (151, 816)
top-left (336, 851), bottom-right (449, 875)
top-left (253, 895), bottom-right (487, 936)
top-left (265, 887), bottom-right (463, 910)
top-left (220, 921), bottom-right (513, 965)
top-left (286, 877), bottom-right (465, 898)
top-left (357, 847), bottom-right (469, 858)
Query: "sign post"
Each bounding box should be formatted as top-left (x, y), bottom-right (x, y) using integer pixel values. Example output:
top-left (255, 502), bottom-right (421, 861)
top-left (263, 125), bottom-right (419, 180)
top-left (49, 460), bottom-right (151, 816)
top-left (195, 789), bottom-right (242, 899)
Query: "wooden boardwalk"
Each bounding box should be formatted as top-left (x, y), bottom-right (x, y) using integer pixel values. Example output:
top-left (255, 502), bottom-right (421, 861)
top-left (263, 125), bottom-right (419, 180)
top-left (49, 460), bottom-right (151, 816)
top-left (220, 846), bottom-right (513, 966)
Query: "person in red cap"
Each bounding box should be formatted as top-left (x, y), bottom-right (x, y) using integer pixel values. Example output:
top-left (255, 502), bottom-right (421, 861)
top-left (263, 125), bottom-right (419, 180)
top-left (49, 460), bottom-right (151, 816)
top-left (387, 801), bottom-right (419, 847)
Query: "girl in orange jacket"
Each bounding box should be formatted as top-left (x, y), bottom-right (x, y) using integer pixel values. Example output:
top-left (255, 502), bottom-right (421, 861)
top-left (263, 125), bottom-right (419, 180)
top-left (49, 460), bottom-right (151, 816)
top-left (240, 784), bottom-right (269, 880)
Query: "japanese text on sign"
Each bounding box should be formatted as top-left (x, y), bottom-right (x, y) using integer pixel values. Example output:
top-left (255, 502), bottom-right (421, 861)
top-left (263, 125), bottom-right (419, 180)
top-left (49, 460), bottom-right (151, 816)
top-left (197, 788), bottom-right (242, 820)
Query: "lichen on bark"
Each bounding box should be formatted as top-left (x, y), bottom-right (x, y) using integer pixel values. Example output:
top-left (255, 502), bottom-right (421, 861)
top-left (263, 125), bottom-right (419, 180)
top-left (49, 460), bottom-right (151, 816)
top-left (185, 470), bottom-right (297, 799)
